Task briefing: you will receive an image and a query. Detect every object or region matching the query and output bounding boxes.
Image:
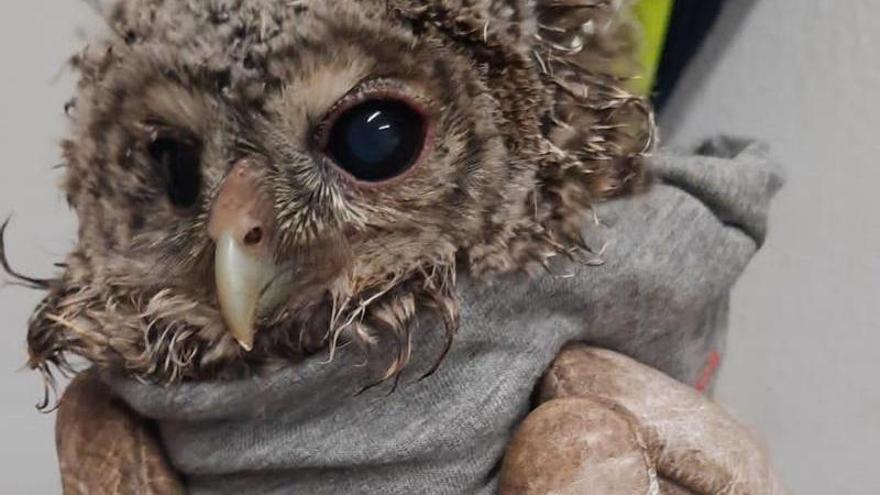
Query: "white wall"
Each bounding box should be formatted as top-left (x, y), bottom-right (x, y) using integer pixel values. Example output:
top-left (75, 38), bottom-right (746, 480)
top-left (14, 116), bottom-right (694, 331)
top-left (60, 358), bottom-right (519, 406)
top-left (662, 1), bottom-right (880, 494)
top-left (0, 1), bottom-right (877, 494)
top-left (0, 2), bottom-right (88, 493)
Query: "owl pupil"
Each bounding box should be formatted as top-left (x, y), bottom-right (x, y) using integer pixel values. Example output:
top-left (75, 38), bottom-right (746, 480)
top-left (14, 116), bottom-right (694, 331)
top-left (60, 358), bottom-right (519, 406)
top-left (326, 99), bottom-right (425, 182)
top-left (149, 138), bottom-right (202, 208)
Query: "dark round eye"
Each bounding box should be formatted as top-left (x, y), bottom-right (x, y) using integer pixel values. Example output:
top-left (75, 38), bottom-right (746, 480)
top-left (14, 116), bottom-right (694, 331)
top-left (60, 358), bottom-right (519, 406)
top-left (149, 137), bottom-right (202, 208)
top-left (325, 99), bottom-right (426, 182)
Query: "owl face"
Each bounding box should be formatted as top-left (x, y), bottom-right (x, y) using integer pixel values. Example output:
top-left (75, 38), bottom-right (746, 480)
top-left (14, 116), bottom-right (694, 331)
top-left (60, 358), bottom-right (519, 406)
top-left (26, 0), bottom-right (652, 383)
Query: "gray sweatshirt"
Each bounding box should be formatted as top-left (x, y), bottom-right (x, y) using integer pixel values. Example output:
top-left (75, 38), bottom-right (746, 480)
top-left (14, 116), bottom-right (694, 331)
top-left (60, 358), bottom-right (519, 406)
top-left (106, 137), bottom-right (784, 494)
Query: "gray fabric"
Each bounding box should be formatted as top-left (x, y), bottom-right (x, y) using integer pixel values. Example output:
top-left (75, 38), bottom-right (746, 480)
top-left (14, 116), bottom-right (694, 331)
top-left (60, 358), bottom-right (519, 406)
top-left (106, 137), bottom-right (783, 495)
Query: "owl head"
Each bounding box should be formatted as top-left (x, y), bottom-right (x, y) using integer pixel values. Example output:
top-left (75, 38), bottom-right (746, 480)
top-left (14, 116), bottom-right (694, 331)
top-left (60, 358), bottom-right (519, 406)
top-left (21, 0), bottom-right (653, 386)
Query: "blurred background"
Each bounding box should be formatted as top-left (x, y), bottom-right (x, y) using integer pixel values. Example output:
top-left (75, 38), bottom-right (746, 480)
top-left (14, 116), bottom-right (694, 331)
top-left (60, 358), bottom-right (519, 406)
top-left (1, 1), bottom-right (877, 493)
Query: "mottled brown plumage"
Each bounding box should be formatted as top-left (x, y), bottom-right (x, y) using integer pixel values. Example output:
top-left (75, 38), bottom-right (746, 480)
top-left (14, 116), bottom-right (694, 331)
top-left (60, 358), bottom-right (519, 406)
top-left (20, 0), bottom-right (653, 387)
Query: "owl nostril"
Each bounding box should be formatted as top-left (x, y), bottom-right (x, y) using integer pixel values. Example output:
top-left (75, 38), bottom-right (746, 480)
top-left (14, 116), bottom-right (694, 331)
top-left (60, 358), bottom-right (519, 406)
top-left (243, 226), bottom-right (264, 246)
top-left (208, 160), bottom-right (276, 257)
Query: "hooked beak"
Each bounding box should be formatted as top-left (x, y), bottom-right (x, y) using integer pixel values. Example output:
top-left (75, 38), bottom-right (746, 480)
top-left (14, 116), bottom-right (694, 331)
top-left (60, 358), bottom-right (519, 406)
top-left (208, 161), bottom-right (285, 351)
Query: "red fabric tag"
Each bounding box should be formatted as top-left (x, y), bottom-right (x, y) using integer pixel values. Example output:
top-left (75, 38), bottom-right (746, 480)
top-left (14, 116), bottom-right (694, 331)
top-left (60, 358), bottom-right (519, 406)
top-left (694, 350), bottom-right (721, 393)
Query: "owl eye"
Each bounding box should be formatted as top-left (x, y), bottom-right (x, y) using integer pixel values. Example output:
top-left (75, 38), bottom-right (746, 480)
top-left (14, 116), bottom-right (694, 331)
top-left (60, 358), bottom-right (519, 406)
top-left (324, 99), bottom-right (426, 182)
top-left (149, 137), bottom-right (202, 208)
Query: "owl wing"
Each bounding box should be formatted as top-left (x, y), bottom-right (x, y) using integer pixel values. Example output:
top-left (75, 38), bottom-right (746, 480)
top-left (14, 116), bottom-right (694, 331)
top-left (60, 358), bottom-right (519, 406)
top-left (56, 370), bottom-right (184, 495)
top-left (499, 345), bottom-right (788, 495)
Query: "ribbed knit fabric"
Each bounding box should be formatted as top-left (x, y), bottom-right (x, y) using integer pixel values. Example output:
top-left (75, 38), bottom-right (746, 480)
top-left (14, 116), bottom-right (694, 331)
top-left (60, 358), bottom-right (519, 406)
top-left (106, 137), bottom-right (783, 494)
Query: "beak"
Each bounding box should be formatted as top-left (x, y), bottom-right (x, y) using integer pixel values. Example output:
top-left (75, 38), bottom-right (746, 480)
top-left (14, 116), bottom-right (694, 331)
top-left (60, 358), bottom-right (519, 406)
top-left (208, 161), bottom-right (284, 351)
top-left (212, 232), bottom-right (279, 351)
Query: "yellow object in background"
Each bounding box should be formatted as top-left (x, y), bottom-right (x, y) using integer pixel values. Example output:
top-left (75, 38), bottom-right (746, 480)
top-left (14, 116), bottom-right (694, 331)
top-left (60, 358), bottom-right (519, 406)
top-left (634, 0), bottom-right (675, 95)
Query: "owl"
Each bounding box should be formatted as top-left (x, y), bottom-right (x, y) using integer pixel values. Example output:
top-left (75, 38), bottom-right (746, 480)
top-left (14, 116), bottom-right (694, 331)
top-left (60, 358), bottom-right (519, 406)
top-left (17, 0), bottom-right (652, 388)
top-left (5, 2), bottom-right (798, 494)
